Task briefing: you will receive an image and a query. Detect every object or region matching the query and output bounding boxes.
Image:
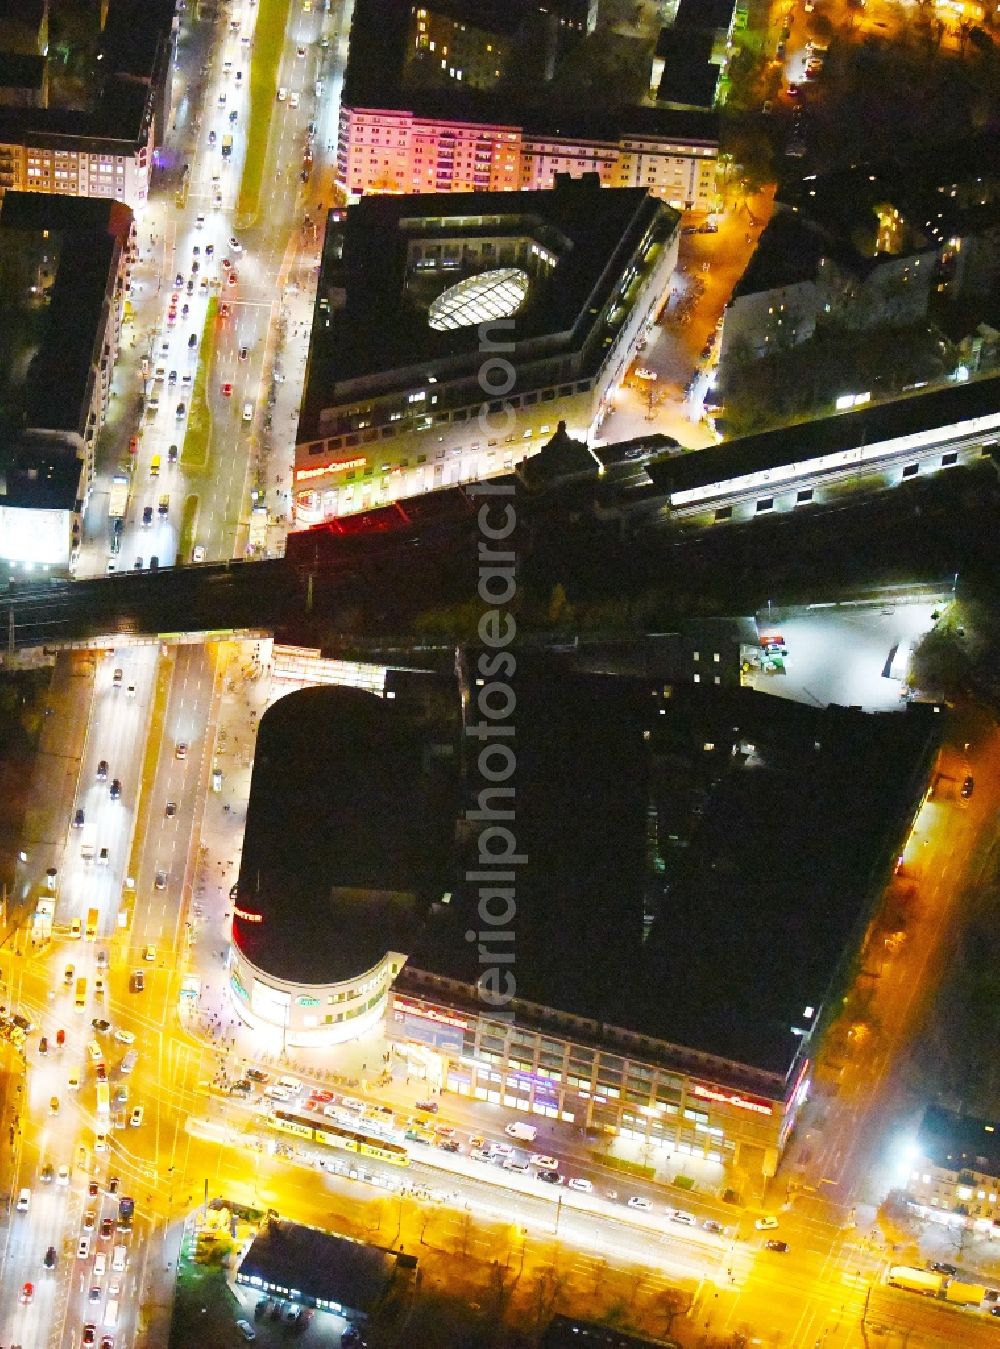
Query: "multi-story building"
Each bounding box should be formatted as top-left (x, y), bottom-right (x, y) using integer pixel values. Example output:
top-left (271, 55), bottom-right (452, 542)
top-left (0, 190), bottom-right (135, 573)
top-left (906, 1106), bottom-right (1000, 1233)
top-left (229, 670), bottom-right (939, 1190)
top-left (337, 0), bottom-right (719, 211)
top-left (0, 0), bottom-right (176, 209)
top-left (293, 176), bottom-right (680, 523)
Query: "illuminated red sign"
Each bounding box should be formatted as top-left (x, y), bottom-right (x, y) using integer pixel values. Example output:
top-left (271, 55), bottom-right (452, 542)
top-left (295, 456), bottom-right (368, 482)
top-left (691, 1083), bottom-right (774, 1116)
top-left (393, 995), bottom-right (468, 1031)
top-left (233, 905), bottom-right (263, 924)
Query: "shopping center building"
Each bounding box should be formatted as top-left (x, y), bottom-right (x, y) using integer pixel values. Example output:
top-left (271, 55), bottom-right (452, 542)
top-left (293, 176), bottom-right (679, 523)
top-left (230, 666), bottom-right (938, 1184)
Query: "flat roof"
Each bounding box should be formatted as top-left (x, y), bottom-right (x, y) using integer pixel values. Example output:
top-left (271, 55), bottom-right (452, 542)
top-left (643, 371), bottom-right (1000, 500)
top-left (252, 665), bottom-right (935, 1081)
top-left (231, 686), bottom-right (455, 985)
top-left (919, 1106), bottom-right (1000, 1179)
top-left (342, 0), bottom-right (719, 146)
top-left (298, 178), bottom-right (671, 436)
top-left (237, 1220), bottom-right (401, 1314)
top-left (407, 670), bottom-right (937, 1077)
top-left (0, 192), bottom-right (132, 438)
top-left (674, 0), bottom-right (738, 30)
top-left (0, 448), bottom-right (81, 510)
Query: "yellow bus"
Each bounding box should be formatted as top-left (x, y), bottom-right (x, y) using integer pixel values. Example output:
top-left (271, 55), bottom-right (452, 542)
top-left (74, 976), bottom-right (87, 1010)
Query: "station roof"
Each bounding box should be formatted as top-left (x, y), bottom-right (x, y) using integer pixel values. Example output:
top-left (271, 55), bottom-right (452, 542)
top-left (237, 1220), bottom-right (402, 1316)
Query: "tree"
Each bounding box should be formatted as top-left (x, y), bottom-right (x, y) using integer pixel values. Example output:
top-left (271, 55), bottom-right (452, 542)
top-left (654, 1287), bottom-right (690, 1333)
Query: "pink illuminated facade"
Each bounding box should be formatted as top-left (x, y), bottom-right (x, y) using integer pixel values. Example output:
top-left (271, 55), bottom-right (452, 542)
top-left (337, 105), bottom-right (718, 212)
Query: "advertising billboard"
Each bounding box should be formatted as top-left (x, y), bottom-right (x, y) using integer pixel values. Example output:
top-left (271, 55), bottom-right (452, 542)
top-left (0, 505), bottom-right (71, 566)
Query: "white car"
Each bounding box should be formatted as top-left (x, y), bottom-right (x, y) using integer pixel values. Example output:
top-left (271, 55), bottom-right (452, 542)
top-left (57, 1165), bottom-right (71, 1185)
top-left (627, 1196), bottom-right (653, 1211)
top-left (567, 1178), bottom-right (593, 1193)
top-left (242, 401), bottom-right (253, 422)
top-left (192, 544), bottom-right (206, 563)
top-left (530, 1154), bottom-right (559, 1170)
top-left (755, 1215), bottom-right (779, 1231)
top-left (67, 1074), bottom-right (80, 1092)
top-left (113, 1028), bottom-right (135, 1045)
top-left (289, 91), bottom-right (300, 109)
top-left (78, 1236), bottom-right (91, 1259)
top-left (143, 944), bottom-right (156, 962)
top-left (488, 1142), bottom-right (513, 1158)
top-left (277, 86), bottom-right (287, 101)
top-left (94, 1133), bottom-right (108, 1153)
top-left (130, 1107), bottom-right (144, 1127)
top-left (669, 1209), bottom-right (697, 1226)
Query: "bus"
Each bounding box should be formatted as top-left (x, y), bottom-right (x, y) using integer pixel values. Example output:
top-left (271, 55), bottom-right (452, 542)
top-left (268, 1110), bottom-right (409, 1167)
top-left (96, 1081), bottom-right (110, 1118)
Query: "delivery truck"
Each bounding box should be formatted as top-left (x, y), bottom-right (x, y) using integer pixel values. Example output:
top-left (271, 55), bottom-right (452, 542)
top-left (944, 1280), bottom-right (986, 1306)
top-left (887, 1266), bottom-right (945, 1295)
top-left (79, 825), bottom-right (97, 863)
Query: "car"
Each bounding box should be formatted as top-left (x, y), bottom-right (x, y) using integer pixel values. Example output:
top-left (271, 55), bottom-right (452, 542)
top-left (56, 1028), bottom-right (66, 1047)
top-left (44, 1245), bottom-right (57, 1268)
top-left (530, 1154), bottom-right (558, 1170)
top-left (143, 944), bottom-right (156, 961)
top-left (168, 443), bottom-right (178, 464)
top-left (437, 1137), bottom-right (460, 1152)
top-left (20, 1280), bottom-right (33, 1303)
top-left (471, 1147), bottom-right (494, 1163)
top-left (764, 1239), bottom-right (789, 1252)
top-left (289, 91), bottom-right (300, 108)
top-left (100, 1217), bottom-right (114, 1239)
top-left (113, 1028), bottom-right (135, 1045)
top-left (488, 1141), bottom-right (513, 1158)
top-left (83, 1327), bottom-right (97, 1347)
top-left (110, 779), bottom-right (121, 800)
top-left (68, 1073), bottom-right (80, 1091)
top-left (168, 368), bottom-right (178, 385)
top-left (236, 1320), bottom-right (257, 1342)
top-left (74, 808), bottom-right (85, 828)
top-left (669, 1209), bottom-right (697, 1226)
top-left (57, 1164), bottom-right (71, 1184)
top-left (97, 759), bottom-right (109, 781)
top-left (174, 272), bottom-right (183, 287)
top-left (960, 776), bottom-right (974, 798)
top-left (246, 1068), bottom-right (269, 1083)
top-left (219, 303), bottom-right (231, 319)
top-left (239, 345), bottom-right (249, 361)
top-left (242, 400), bottom-right (254, 422)
top-left (83, 1209), bottom-right (96, 1231)
top-left (175, 401), bottom-right (186, 418)
top-left (94, 1132), bottom-right (108, 1152)
top-left (130, 971), bottom-right (144, 993)
top-left (88, 1179), bottom-right (100, 1197)
top-left (415, 1099), bottom-right (438, 1113)
top-left (503, 1158), bottom-right (531, 1174)
top-left (277, 86), bottom-right (287, 101)
top-left (50, 1095), bottom-right (60, 1114)
top-left (635, 366), bottom-right (658, 381)
top-left (130, 1106), bottom-right (144, 1127)
top-left (96, 1062), bottom-right (107, 1081)
top-left (230, 236), bottom-right (243, 253)
top-left (627, 1196), bottom-right (653, 1210)
top-left (92, 1018), bottom-right (111, 1035)
top-left (567, 1177), bottom-right (593, 1193)
top-left (188, 332), bottom-right (198, 348)
top-left (39, 1034), bottom-right (48, 1054)
top-left (41, 1163), bottom-right (55, 1183)
top-left (469, 1135), bottom-right (485, 1149)
top-left (538, 1169), bottom-right (562, 1184)
top-left (155, 870), bottom-right (167, 890)
top-left (192, 544), bottom-right (206, 563)
top-left (133, 557), bottom-right (144, 571)
top-left (787, 82), bottom-right (800, 97)
top-left (107, 558), bottom-right (116, 575)
top-left (296, 45), bottom-right (306, 57)
top-left (930, 1260), bottom-right (958, 1275)
top-left (230, 109), bottom-right (239, 123)
top-left (88, 1284), bottom-right (101, 1303)
top-left (165, 799), bottom-right (177, 819)
top-left (228, 271), bottom-right (238, 288)
top-left (98, 846), bottom-right (110, 866)
top-left (175, 741), bottom-right (188, 759)
top-left (126, 683), bottom-right (135, 697)
top-left (703, 1219), bottom-right (723, 1234)
top-left (221, 381), bottom-right (233, 397)
top-left (755, 1215), bottom-right (779, 1231)
top-left (78, 1236), bottom-right (92, 1258)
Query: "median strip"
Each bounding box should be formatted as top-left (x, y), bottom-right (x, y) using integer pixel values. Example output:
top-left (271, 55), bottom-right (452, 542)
top-left (180, 296), bottom-right (218, 475)
top-left (236, 0), bottom-right (294, 226)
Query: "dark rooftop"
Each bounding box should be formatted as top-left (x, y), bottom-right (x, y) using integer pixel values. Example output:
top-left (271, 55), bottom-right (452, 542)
top-left (0, 192), bottom-right (133, 437)
top-left (232, 686), bottom-right (456, 985)
top-left (408, 671), bottom-right (938, 1078)
top-left (730, 211), bottom-right (827, 299)
top-left (674, 0), bottom-right (737, 32)
top-left (542, 1317), bottom-right (679, 1349)
top-left (919, 1106), bottom-right (1000, 1179)
top-left (642, 370), bottom-right (1000, 501)
top-left (0, 447), bottom-right (81, 510)
top-left (236, 1219), bottom-right (403, 1315)
top-left (656, 46), bottom-right (719, 110)
top-left (342, 0), bottom-right (719, 147)
top-left (299, 178), bottom-right (672, 435)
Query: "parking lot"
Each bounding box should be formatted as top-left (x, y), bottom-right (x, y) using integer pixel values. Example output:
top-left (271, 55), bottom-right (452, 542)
top-left (748, 594), bottom-right (947, 711)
